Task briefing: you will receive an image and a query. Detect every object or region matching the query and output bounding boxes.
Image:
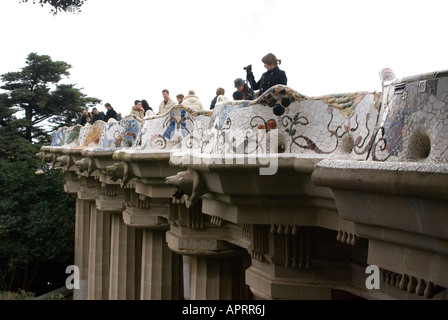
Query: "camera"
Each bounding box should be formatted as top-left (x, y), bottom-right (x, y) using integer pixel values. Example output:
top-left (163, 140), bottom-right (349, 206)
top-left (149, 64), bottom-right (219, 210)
top-left (244, 64), bottom-right (252, 72)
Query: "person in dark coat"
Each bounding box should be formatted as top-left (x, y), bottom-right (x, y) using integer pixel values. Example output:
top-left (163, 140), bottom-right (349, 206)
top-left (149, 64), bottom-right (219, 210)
top-left (210, 87), bottom-right (225, 109)
top-left (104, 102), bottom-right (118, 121)
top-left (89, 107), bottom-right (106, 124)
top-left (141, 99), bottom-right (153, 114)
top-left (246, 53), bottom-right (287, 97)
top-left (233, 78), bottom-right (255, 101)
top-left (80, 109), bottom-right (91, 126)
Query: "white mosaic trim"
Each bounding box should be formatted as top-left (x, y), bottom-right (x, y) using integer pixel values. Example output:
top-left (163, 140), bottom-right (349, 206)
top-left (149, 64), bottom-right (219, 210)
top-left (317, 158), bottom-right (448, 173)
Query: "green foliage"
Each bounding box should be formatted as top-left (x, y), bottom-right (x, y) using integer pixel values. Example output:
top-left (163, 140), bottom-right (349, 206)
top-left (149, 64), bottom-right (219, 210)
top-left (0, 289), bottom-right (35, 300)
top-left (0, 52), bottom-right (87, 293)
top-left (19, 0), bottom-right (87, 15)
top-left (0, 52), bottom-right (101, 145)
top-left (0, 160), bottom-right (76, 291)
top-left (48, 292), bottom-right (66, 300)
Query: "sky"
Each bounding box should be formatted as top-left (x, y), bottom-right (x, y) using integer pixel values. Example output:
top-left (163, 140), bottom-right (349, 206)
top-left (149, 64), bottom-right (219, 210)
top-left (0, 0), bottom-right (447, 117)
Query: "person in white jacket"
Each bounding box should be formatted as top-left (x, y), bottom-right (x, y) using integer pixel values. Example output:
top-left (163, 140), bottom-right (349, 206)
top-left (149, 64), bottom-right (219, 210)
top-left (182, 90), bottom-right (204, 111)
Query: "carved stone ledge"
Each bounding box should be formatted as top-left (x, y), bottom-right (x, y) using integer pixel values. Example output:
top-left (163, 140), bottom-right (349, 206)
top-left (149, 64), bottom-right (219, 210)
top-left (380, 268), bottom-right (445, 299)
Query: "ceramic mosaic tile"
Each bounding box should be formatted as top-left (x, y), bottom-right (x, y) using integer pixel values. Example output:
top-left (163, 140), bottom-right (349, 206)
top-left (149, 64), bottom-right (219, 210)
top-left (77, 120), bottom-right (106, 149)
top-left (50, 127), bottom-right (68, 146)
top-left (371, 72), bottom-right (448, 163)
top-left (62, 125), bottom-right (82, 147)
top-left (196, 85), bottom-right (382, 160)
top-left (133, 106), bottom-right (212, 151)
top-left (95, 116), bottom-right (144, 150)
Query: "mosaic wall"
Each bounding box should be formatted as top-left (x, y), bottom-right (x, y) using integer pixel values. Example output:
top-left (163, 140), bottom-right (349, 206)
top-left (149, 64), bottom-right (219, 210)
top-left (133, 106), bottom-right (212, 151)
top-left (96, 116), bottom-right (144, 150)
top-left (46, 68), bottom-right (448, 169)
top-left (50, 126), bottom-right (67, 147)
top-left (198, 85), bottom-right (382, 160)
top-left (77, 120), bottom-right (106, 149)
top-left (371, 72), bottom-right (448, 163)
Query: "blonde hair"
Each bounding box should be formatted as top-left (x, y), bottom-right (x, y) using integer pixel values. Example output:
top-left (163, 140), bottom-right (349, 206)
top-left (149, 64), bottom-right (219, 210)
top-left (262, 53), bottom-right (281, 66)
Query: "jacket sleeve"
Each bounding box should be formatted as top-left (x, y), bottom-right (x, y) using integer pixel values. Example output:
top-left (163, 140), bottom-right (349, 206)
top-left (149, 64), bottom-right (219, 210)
top-left (247, 72), bottom-right (260, 91)
top-left (278, 70), bottom-right (287, 85)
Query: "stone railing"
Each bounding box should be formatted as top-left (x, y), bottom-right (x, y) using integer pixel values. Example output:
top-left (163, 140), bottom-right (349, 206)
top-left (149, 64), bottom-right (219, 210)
top-left (38, 68), bottom-right (448, 300)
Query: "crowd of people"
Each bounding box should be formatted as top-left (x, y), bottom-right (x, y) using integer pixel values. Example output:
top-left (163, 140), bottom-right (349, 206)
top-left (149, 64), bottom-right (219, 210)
top-left (78, 53), bottom-right (287, 125)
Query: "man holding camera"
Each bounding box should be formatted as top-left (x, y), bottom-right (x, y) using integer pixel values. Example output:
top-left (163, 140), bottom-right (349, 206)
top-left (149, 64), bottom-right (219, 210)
top-left (245, 53), bottom-right (287, 97)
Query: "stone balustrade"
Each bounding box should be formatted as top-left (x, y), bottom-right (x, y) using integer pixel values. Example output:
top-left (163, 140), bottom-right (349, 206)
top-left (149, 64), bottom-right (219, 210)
top-left (38, 68), bottom-right (448, 300)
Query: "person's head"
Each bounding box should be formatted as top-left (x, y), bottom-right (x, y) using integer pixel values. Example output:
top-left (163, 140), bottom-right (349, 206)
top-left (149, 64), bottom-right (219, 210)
top-left (188, 90), bottom-right (195, 95)
top-left (262, 53), bottom-right (281, 71)
top-left (82, 109), bottom-right (89, 116)
top-left (134, 100), bottom-right (142, 110)
top-left (216, 87), bottom-right (225, 96)
top-left (233, 90), bottom-right (244, 100)
top-left (141, 99), bottom-right (150, 109)
top-left (92, 107), bottom-right (99, 115)
top-left (176, 94), bottom-right (184, 103)
top-left (234, 78), bottom-right (245, 91)
top-left (105, 102), bottom-right (112, 110)
top-left (162, 89), bottom-right (170, 101)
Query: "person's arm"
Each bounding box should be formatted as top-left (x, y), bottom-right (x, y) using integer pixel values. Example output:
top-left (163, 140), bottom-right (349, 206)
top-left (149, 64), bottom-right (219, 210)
top-left (278, 70), bottom-right (287, 85)
top-left (247, 71), bottom-right (260, 91)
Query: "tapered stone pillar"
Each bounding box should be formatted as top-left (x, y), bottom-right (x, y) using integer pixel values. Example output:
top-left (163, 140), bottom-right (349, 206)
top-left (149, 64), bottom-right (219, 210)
top-left (109, 212), bottom-right (142, 300)
top-left (140, 229), bottom-right (183, 299)
top-left (87, 206), bottom-right (111, 300)
top-left (87, 182), bottom-right (125, 300)
top-left (73, 198), bottom-right (91, 300)
top-left (122, 187), bottom-right (184, 300)
top-left (189, 253), bottom-right (248, 300)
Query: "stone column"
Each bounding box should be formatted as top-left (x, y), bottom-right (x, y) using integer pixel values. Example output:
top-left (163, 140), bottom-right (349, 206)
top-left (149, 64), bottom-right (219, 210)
top-left (189, 253), bottom-right (249, 300)
top-left (74, 175), bottom-right (99, 300)
top-left (167, 201), bottom-right (250, 300)
top-left (109, 208), bottom-right (142, 300)
top-left (123, 188), bottom-right (183, 300)
top-left (87, 181), bottom-right (126, 300)
top-left (140, 227), bottom-right (184, 300)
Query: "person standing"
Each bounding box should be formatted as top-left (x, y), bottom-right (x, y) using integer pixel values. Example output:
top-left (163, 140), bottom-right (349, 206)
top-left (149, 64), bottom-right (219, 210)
top-left (210, 87), bottom-right (225, 109)
top-left (89, 107), bottom-right (106, 124)
top-left (246, 53), bottom-right (287, 97)
top-left (158, 89), bottom-right (177, 115)
top-left (104, 102), bottom-right (118, 122)
top-left (182, 90), bottom-right (204, 111)
top-left (131, 100), bottom-right (145, 120)
top-left (176, 94), bottom-right (184, 104)
top-left (141, 99), bottom-right (153, 114)
top-left (80, 109), bottom-right (91, 125)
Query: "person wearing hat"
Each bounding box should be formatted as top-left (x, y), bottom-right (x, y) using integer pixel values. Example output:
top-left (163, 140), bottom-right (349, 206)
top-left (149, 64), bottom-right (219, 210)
top-left (234, 77), bottom-right (255, 101)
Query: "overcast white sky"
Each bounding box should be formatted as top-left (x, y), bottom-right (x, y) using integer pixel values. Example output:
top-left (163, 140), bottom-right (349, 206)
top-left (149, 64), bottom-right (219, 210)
top-left (1, 0), bottom-right (447, 117)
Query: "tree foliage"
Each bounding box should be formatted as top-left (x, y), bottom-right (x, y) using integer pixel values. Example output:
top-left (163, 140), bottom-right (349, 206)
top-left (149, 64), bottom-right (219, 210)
top-left (0, 52), bottom-right (100, 148)
top-left (19, 0), bottom-right (87, 15)
top-left (0, 161), bottom-right (75, 292)
top-left (0, 53), bottom-right (94, 294)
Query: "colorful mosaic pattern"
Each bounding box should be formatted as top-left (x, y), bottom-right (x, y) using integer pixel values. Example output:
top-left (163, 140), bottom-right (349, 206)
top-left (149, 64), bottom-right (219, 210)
top-left (371, 73), bottom-right (448, 163)
top-left (134, 105), bottom-right (212, 151)
top-left (97, 116), bottom-right (144, 150)
top-left (50, 127), bottom-right (68, 146)
top-left (198, 85), bottom-right (382, 158)
top-left (78, 120), bottom-right (106, 148)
